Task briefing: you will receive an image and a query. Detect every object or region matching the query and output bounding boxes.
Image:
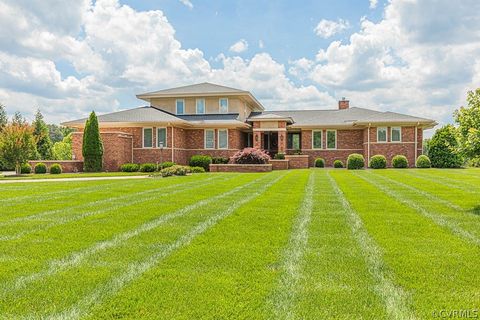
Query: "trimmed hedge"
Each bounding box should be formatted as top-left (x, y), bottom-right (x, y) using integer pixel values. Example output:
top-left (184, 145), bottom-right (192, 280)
top-left (139, 163), bottom-right (157, 172)
top-left (347, 153), bottom-right (365, 170)
top-left (121, 163), bottom-right (140, 172)
top-left (392, 155), bottom-right (408, 168)
top-left (211, 157), bottom-right (229, 164)
top-left (274, 153), bottom-right (285, 160)
top-left (50, 163), bottom-right (62, 174)
top-left (333, 160), bottom-right (344, 168)
top-left (314, 158), bottom-right (325, 168)
top-left (416, 155), bottom-right (431, 168)
top-left (34, 162), bottom-right (47, 174)
top-left (189, 155), bottom-right (212, 171)
top-left (370, 155), bottom-right (387, 169)
top-left (20, 163), bottom-right (32, 174)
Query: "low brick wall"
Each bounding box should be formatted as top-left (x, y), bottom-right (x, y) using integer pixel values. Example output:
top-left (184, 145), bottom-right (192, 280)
top-left (284, 155), bottom-right (310, 169)
top-left (28, 160), bottom-right (84, 173)
top-left (209, 164), bottom-right (272, 172)
top-left (269, 159), bottom-right (289, 170)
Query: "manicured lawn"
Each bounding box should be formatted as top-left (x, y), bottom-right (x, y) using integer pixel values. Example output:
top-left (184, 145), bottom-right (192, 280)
top-left (0, 172), bottom-right (150, 180)
top-left (0, 169), bottom-right (478, 319)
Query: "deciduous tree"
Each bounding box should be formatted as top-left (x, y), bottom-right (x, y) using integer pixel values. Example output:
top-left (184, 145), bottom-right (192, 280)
top-left (0, 123), bottom-right (37, 174)
top-left (454, 88), bottom-right (480, 162)
top-left (427, 125), bottom-right (464, 168)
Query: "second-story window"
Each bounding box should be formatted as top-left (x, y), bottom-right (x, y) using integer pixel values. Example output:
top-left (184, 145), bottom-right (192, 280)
top-left (196, 98), bottom-right (205, 114)
top-left (219, 98), bottom-right (228, 113)
top-left (176, 99), bottom-right (185, 114)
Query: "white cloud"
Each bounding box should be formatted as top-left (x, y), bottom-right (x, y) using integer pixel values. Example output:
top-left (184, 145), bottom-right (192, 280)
top-left (229, 39), bottom-right (249, 53)
top-left (178, 0), bottom-right (193, 10)
top-left (314, 19), bottom-right (350, 39)
top-left (259, 40), bottom-right (265, 49)
top-left (369, 0), bottom-right (378, 9)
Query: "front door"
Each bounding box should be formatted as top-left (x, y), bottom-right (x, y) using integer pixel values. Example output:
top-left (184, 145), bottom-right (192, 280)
top-left (263, 132), bottom-right (278, 155)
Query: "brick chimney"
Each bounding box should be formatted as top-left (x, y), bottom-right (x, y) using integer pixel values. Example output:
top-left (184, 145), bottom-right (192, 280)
top-left (338, 97), bottom-right (349, 110)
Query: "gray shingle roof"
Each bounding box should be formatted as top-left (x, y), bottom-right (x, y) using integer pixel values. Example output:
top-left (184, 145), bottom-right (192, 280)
top-left (137, 82), bottom-right (246, 97)
top-left (176, 113), bottom-right (240, 121)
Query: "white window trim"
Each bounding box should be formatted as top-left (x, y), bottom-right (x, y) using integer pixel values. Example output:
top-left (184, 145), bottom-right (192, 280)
top-left (156, 127), bottom-right (167, 148)
top-left (204, 129), bottom-right (215, 149)
top-left (219, 98), bottom-right (229, 113)
top-left (326, 129), bottom-right (337, 150)
top-left (391, 126), bottom-right (402, 142)
top-left (142, 127), bottom-right (153, 149)
top-left (218, 129), bottom-right (229, 149)
top-left (377, 127), bottom-right (387, 143)
top-left (196, 98), bottom-right (206, 114)
top-left (176, 99), bottom-right (185, 115)
top-left (312, 130), bottom-right (323, 149)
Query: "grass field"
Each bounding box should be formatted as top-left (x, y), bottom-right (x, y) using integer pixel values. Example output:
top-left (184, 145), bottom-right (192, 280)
top-left (0, 172), bottom-right (150, 180)
top-left (0, 169), bottom-right (479, 319)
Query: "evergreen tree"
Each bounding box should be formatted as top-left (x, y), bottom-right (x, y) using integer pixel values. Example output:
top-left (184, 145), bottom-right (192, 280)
top-left (11, 111), bottom-right (26, 126)
top-left (0, 103), bottom-right (7, 131)
top-left (32, 109), bottom-right (53, 160)
top-left (82, 111), bottom-right (103, 171)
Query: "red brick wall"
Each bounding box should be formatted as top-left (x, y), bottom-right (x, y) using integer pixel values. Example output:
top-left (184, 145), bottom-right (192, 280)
top-left (269, 159), bottom-right (289, 170)
top-left (284, 155), bottom-right (309, 169)
top-left (28, 160), bottom-right (84, 173)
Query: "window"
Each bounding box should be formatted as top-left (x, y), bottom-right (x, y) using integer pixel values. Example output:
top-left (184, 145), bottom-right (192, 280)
top-left (219, 98), bottom-right (229, 113)
top-left (218, 129), bottom-right (228, 149)
top-left (176, 99), bottom-right (184, 114)
top-left (312, 130), bottom-right (322, 149)
top-left (377, 127), bottom-right (387, 142)
top-left (143, 128), bottom-right (153, 148)
top-left (391, 127), bottom-right (401, 142)
top-left (287, 133), bottom-right (301, 150)
top-left (326, 130), bottom-right (337, 149)
top-left (157, 128), bottom-right (167, 148)
top-left (205, 129), bottom-right (215, 149)
top-left (196, 98), bottom-right (205, 114)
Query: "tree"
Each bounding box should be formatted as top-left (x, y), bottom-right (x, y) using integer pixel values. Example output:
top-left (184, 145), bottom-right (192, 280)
top-left (0, 123), bottom-right (37, 174)
top-left (48, 124), bottom-right (74, 143)
top-left (0, 103), bottom-right (7, 131)
top-left (454, 88), bottom-right (480, 161)
top-left (11, 111), bottom-right (26, 126)
top-left (427, 125), bottom-right (464, 168)
top-left (82, 111), bottom-right (103, 171)
top-left (32, 109), bottom-right (53, 160)
top-left (52, 133), bottom-right (72, 160)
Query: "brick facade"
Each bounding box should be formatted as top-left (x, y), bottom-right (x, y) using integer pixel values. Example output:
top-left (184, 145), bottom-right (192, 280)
top-left (28, 160), bottom-right (84, 173)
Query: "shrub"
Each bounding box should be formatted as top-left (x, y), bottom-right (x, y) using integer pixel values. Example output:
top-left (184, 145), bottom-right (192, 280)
top-left (274, 153), bottom-right (285, 160)
top-left (20, 163), bottom-right (32, 174)
top-left (160, 165), bottom-right (190, 177)
top-left (392, 155), bottom-right (408, 168)
top-left (427, 124), bottom-right (464, 168)
top-left (139, 163), bottom-right (157, 172)
top-left (211, 157), bottom-right (229, 164)
top-left (468, 157), bottom-right (480, 167)
top-left (333, 160), bottom-right (344, 168)
top-left (189, 155), bottom-right (212, 171)
top-left (190, 166), bottom-right (206, 173)
top-left (49, 163), bottom-right (62, 174)
top-left (232, 148), bottom-right (270, 164)
top-left (34, 162), bottom-right (47, 174)
top-left (347, 153), bottom-right (365, 170)
top-left (416, 155), bottom-right (431, 168)
top-left (314, 158), bottom-right (325, 168)
top-left (120, 163), bottom-right (140, 172)
top-left (369, 155), bottom-right (387, 169)
top-left (160, 161), bottom-right (176, 169)
top-left (293, 149), bottom-right (302, 155)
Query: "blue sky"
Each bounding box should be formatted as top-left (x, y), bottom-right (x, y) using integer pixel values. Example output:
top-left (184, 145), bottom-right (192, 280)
top-left (1, 0), bottom-right (480, 137)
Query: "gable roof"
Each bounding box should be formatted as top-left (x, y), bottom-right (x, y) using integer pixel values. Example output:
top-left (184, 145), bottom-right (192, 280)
top-left (248, 112), bottom-right (294, 123)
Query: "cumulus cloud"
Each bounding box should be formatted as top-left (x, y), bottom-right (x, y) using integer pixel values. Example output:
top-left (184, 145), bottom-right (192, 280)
top-left (229, 39), bottom-right (249, 53)
top-left (314, 19), bottom-right (350, 39)
top-left (179, 0), bottom-right (193, 10)
top-left (369, 0), bottom-right (378, 9)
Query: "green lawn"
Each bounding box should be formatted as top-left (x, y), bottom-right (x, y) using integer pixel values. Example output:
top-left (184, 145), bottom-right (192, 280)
top-left (0, 169), bottom-right (479, 319)
top-left (0, 172), bottom-right (150, 180)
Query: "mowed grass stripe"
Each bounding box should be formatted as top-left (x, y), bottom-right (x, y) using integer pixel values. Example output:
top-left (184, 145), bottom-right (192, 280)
top-left (1, 172), bottom-right (276, 297)
top-left (42, 172), bottom-right (288, 320)
top-left (0, 175), bottom-right (234, 241)
top-left (354, 172), bottom-right (480, 246)
top-left (327, 172), bottom-right (415, 320)
top-left (401, 170), bottom-right (480, 194)
top-left (268, 171), bottom-right (314, 320)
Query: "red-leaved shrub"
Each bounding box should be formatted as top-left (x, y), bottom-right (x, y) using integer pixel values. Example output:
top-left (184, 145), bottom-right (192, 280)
top-left (232, 148), bottom-right (271, 164)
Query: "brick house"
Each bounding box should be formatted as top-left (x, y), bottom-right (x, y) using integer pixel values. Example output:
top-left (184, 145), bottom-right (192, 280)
top-left (63, 82), bottom-right (437, 170)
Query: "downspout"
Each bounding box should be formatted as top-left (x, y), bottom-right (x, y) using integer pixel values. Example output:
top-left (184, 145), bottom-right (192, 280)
top-left (415, 122), bottom-right (419, 160)
top-left (171, 124), bottom-right (175, 163)
top-left (367, 123), bottom-right (371, 168)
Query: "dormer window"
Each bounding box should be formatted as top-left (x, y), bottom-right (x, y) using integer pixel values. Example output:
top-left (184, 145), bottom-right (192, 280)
top-left (219, 98), bottom-right (228, 113)
top-left (196, 98), bottom-right (205, 114)
top-left (176, 99), bottom-right (185, 114)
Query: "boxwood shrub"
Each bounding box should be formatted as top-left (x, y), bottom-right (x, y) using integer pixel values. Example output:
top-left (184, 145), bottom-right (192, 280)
top-left (139, 163), bottom-right (157, 172)
top-left (120, 163), bottom-right (140, 172)
top-left (189, 155), bottom-right (212, 171)
top-left (160, 161), bottom-right (176, 169)
top-left (50, 163), bottom-right (62, 174)
top-left (211, 157), bottom-right (229, 164)
top-left (333, 160), bottom-right (344, 168)
top-left (190, 166), bottom-right (206, 173)
top-left (416, 155), bottom-right (431, 168)
top-left (314, 158), bottom-right (325, 168)
top-left (20, 163), bottom-right (32, 174)
top-left (347, 153), bottom-right (365, 170)
top-left (392, 155), bottom-right (408, 168)
top-left (34, 162), bottom-right (47, 174)
top-left (369, 155), bottom-right (387, 169)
